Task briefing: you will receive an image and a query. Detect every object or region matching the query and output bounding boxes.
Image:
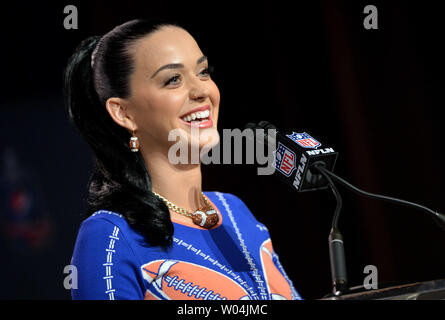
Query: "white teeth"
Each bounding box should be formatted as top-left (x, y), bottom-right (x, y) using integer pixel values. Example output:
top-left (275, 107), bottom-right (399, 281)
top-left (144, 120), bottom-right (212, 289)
top-left (182, 109), bottom-right (210, 122)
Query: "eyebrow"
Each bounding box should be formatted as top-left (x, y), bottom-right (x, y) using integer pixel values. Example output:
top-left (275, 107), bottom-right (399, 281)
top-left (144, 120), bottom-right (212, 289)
top-left (150, 55), bottom-right (208, 79)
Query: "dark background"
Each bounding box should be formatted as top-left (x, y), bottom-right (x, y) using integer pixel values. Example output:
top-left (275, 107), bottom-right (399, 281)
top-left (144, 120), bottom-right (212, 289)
top-left (1, 0), bottom-right (444, 300)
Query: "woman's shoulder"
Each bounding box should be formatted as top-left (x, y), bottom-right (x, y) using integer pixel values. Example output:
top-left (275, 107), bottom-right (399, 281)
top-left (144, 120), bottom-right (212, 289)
top-left (204, 191), bottom-right (266, 226)
top-left (204, 191), bottom-right (257, 210)
top-left (81, 209), bottom-right (125, 226)
top-left (203, 191), bottom-right (245, 204)
top-left (203, 191), bottom-right (247, 214)
top-left (73, 210), bottom-right (147, 262)
top-left (76, 209), bottom-right (135, 239)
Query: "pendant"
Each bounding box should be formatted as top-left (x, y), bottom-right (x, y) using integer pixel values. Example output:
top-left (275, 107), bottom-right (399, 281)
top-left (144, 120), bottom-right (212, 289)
top-left (191, 209), bottom-right (219, 229)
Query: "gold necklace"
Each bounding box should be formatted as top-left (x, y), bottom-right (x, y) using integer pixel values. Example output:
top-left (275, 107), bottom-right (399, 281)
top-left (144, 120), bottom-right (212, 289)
top-left (152, 191), bottom-right (219, 229)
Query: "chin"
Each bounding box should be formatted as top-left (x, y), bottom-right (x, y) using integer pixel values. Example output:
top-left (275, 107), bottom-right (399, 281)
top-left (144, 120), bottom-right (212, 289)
top-left (186, 127), bottom-right (219, 149)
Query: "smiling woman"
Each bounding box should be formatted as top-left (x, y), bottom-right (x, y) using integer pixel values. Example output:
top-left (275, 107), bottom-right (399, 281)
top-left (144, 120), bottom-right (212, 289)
top-left (64, 18), bottom-right (301, 300)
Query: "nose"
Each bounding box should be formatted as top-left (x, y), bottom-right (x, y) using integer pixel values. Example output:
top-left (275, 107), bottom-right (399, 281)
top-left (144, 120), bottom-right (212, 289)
top-left (188, 78), bottom-right (208, 101)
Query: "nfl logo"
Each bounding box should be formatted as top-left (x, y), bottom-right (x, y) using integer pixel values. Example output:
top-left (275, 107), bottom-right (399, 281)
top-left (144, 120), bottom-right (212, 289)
top-left (273, 142), bottom-right (297, 177)
top-left (286, 132), bottom-right (321, 149)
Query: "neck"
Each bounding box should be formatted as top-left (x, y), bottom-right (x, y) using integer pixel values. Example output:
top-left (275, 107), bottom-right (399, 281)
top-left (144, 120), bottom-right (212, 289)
top-left (142, 148), bottom-right (205, 211)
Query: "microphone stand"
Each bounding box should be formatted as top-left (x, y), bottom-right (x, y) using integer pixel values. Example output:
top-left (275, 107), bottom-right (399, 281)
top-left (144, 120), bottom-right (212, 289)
top-left (312, 163), bottom-right (445, 298)
top-left (328, 228), bottom-right (348, 295)
top-left (315, 163), bottom-right (349, 296)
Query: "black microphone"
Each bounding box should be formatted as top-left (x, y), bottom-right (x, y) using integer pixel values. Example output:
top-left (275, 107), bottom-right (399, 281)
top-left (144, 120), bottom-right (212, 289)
top-left (245, 121), bottom-right (347, 295)
top-left (245, 121), bottom-right (338, 192)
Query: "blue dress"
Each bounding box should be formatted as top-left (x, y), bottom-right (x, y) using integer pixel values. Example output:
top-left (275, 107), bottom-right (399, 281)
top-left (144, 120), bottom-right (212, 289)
top-left (71, 191), bottom-right (302, 300)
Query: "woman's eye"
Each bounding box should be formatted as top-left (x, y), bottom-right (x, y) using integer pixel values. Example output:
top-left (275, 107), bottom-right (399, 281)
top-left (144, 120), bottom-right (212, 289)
top-left (165, 75), bottom-right (181, 86)
top-left (200, 65), bottom-right (214, 77)
top-left (164, 66), bottom-right (214, 86)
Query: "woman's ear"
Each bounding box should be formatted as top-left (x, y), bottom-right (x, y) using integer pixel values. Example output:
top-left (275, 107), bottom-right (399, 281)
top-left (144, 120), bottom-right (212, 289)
top-left (105, 97), bottom-right (137, 131)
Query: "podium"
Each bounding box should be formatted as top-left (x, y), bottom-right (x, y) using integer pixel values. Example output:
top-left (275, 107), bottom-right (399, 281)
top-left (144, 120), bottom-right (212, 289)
top-left (321, 278), bottom-right (445, 300)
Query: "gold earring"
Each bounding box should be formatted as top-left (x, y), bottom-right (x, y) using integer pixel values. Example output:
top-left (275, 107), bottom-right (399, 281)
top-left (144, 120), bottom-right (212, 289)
top-left (129, 130), bottom-right (139, 152)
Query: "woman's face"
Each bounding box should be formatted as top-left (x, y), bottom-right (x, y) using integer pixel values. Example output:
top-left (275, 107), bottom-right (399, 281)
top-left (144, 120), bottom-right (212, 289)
top-left (124, 25), bottom-right (220, 158)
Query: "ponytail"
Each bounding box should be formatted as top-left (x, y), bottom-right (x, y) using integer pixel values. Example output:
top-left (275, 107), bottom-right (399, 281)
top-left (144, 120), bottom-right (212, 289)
top-left (63, 20), bottom-right (176, 249)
